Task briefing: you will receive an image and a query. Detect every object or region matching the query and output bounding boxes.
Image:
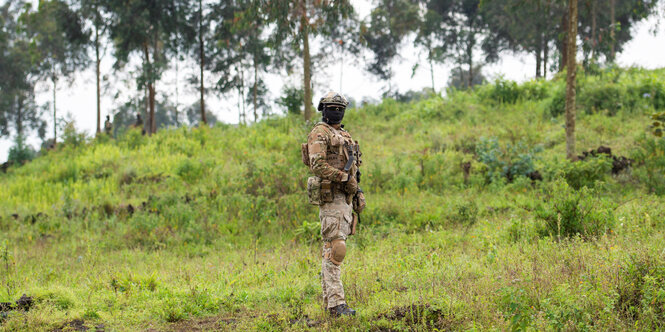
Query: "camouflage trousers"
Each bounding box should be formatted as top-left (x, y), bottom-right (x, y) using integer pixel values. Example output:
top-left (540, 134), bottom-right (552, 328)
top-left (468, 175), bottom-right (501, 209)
top-left (320, 191), bottom-right (353, 309)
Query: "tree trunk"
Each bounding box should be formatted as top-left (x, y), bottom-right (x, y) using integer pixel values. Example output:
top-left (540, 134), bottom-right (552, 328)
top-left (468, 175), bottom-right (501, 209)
top-left (253, 57), bottom-right (258, 123)
top-left (95, 24), bottom-right (101, 135)
top-left (429, 47), bottom-right (435, 91)
top-left (536, 48), bottom-right (542, 79)
top-left (142, 42), bottom-right (156, 135)
top-left (609, 0), bottom-right (616, 61)
top-left (302, 8), bottom-right (312, 122)
top-left (543, 37), bottom-right (549, 79)
top-left (565, 0), bottom-right (578, 161)
top-left (199, 0), bottom-right (206, 126)
top-left (16, 95), bottom-right (23, 137)
top-left (175, 49), bottom-right (179, 127)
top-left (559, 10), bottom-right (568, 71)
top-left (240, 64), bottom-right (246, 124)
top-left (53, 77), bottom-right (57, 143)
top-left (591, 0), bottom-right (597, 60)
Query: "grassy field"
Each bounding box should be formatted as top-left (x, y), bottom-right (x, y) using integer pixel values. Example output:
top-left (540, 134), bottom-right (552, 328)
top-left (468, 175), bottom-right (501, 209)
top-left (1, 67), bottom-right (665, 331)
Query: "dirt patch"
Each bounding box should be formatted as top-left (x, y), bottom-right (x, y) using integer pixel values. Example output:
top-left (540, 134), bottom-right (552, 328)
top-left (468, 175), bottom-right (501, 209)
top-left (0, 294), bottom-right (33, 313)
top-left (577, 145), bottom-right (633, 174)
top-left (51, 319), bottom-right (104, 332)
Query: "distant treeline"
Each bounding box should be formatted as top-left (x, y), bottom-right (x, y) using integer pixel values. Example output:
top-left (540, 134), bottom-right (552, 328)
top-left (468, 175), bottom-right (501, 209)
top-left (0, 0), bottom-right (661, 145)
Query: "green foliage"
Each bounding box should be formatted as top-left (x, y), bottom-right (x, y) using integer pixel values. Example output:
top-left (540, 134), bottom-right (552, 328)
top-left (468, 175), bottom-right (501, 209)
top-left (479, 78), bottom-right (551, 105)
top-left (499, 287), bottom-right (535, 331)
top-left (276, 86), bottom-right (304, 115)
top-left (616, 250), bottom-right (665, 328)
top-left (546, 156), bottom-right (613, 190)
top-left (535, 179), bottom-right (615, 239)
top-left (549, 68), bottom-right (665, 117)
top-left (476, 137), bottom-right (541, 183)
top-left (631, 135), bottom-right (665, 195)
top-left (1, 68), bottom-right (665, 330)
top-left (7, 135), bottom-right (36, 165)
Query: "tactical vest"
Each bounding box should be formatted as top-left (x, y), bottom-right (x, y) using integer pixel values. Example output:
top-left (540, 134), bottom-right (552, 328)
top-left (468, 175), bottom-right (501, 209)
top-left (315, 122), bottom-right (361, 172)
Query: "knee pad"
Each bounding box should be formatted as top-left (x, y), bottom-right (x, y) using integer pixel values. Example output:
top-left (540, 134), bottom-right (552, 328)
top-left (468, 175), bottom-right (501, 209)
top-left (330, 239), bottom-right (346, 265)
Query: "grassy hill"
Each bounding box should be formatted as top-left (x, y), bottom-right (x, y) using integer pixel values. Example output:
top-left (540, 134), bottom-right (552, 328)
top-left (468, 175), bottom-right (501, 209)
top-left (1, 67), bottom-right (665, 331)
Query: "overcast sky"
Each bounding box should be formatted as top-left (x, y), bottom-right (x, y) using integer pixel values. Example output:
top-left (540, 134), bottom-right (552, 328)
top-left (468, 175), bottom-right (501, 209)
top-left (2, 1), bottom-right (665, 161)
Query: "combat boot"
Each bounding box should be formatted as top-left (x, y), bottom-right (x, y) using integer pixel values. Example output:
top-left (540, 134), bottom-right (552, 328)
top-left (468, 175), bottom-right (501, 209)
top-left (328, 303), bottom-right (356, 317)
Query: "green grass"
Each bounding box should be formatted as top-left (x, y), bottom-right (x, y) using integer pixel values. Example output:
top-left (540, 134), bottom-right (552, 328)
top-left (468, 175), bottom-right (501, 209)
top-left (1, 67), bottom-right (665, 331)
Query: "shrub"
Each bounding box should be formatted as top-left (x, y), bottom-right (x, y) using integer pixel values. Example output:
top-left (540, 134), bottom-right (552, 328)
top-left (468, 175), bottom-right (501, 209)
top-left (616, 250), bottom-right (665, 328)
top-left (546, 156), bottom-right (612, 190)
top-left (535, 179), bottom-right (615, 239)
top-left (631, 135), bottom-right (665, 195)
top-left (7, 135), bottom-right (36, 166)
top-left (476, 137), bottom-right (542, 183)
top-left (276, 85), bottom-right (304, 115)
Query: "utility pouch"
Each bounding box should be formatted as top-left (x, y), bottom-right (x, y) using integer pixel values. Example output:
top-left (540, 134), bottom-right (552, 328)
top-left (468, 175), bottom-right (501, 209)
top-left (307, 176), bottom-right (321, 205)
top-left (320, 179), bottom-right (334, 203)
top-left (301, 143), bottom-right (310, 167)
top-left (353, 190), bottom-right (366, 214)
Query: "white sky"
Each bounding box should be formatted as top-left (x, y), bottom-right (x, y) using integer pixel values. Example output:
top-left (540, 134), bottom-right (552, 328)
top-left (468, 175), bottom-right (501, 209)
top-left (2, 1), bottom-right (665, 161)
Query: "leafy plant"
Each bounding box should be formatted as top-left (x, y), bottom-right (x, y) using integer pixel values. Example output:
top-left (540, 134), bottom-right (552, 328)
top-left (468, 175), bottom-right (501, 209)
top-left (535, 179), bottom-right (615, 239)
top-left (476, 137), bottom-right (542, 183)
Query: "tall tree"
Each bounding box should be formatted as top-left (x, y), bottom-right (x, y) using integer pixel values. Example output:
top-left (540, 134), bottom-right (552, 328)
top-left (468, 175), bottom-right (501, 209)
top-left (105, 0), bottom-right (189, 135)
top-left (565, 0), bottom-right (578, 160)
top-left (22, 0), bottom-right (89, 143)
top-left (361, 0), bottom-right (419, 94)
top-left (0, 1), bottom-right (46, 140)
top-left (80, 0), bottom-right (110, 135)
top-left (266, 0), bottom-right (355, 121)
top-left (483, 0), bottom-right (565, 79)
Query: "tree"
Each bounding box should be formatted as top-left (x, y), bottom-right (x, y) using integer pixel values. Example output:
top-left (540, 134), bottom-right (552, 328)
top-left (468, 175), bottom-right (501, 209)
top-left (266, 0), bottom-right (356, 121)
top-left (22, 0), bottom-right (89, 143)
top-left (482, 0), bottom-right (565, 79)
top-left (565, 0), bottom-right (577, 160)
top-left (361, 0), bottom-right (419, 94)
top-left (80, 0), bottom-right (110, 135)
top-left (0, 1), bottom-right (46, 141)
top-left (578, 0), bottom-right (659, 65)
top-left (105, 0), bottom-right (190, 135)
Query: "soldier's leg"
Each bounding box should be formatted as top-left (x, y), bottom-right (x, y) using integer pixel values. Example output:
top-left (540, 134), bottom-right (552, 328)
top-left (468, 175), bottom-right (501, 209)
top-left (319, 197), bottom-right (353, 309)
top-left (322, 241), bottom-right (346, 308)
top-left (321, 244), bottom-right (329, 309)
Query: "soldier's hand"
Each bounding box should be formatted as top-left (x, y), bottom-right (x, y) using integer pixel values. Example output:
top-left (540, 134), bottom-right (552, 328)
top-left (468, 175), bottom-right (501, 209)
top-left (345, 175), bottom-right (358, 195)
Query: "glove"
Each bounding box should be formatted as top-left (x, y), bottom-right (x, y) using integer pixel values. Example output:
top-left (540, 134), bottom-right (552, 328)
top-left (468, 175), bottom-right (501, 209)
top-left (345, 174), bottom-right (358, 196)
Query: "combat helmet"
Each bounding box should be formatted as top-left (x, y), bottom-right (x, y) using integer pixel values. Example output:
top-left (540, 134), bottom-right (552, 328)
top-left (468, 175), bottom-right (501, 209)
top-left (317, 91), bottom-right (349, 112)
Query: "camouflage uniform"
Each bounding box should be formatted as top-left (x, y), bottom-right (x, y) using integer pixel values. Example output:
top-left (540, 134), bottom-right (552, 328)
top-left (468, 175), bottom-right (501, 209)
top-left (307, 122), bottom-right (359, 309)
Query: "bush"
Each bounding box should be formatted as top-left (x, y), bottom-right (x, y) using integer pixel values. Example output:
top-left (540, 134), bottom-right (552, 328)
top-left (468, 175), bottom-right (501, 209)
top-left (7, 135), bottom-right (36, 166)
top-left (476, 137), bottom-right (541, 183)
top-left (535, 179), bottom-right (615, 239)
top-left (616, 250), bottom-right (665, 328)
top-left (276, 85), bottom-right (304, 115)
top-left (631, 135), bottom-right (665, 195)
top-left (546, 156), bottom-right (612, 190)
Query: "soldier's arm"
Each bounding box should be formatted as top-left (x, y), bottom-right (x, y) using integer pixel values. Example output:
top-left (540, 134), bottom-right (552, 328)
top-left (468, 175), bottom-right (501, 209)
top-left (308, 128), bottom-right (348, 182)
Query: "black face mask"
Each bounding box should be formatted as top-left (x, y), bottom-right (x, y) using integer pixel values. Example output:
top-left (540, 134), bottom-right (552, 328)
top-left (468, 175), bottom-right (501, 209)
top-left (322, 107), bottom-right (345, 125)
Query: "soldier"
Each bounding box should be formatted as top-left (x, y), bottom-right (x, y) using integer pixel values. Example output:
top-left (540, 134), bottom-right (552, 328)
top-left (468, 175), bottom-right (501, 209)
top-left (306, 92), bottom-right (364, 317)
top-left (104, 115), bottom-right (113, 136)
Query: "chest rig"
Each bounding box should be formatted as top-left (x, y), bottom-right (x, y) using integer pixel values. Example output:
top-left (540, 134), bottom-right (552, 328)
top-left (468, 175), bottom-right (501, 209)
top-left (322, 124), bottom-right (361, 172)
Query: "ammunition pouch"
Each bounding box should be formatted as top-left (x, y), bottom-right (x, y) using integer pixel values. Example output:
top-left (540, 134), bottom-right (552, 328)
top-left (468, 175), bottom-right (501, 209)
top-left (301, 143), bottom-right (310, 167)
top-left (307, 177), bottom-right (321, 205)
top-left (353, 190), bottom-right (366, 214)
